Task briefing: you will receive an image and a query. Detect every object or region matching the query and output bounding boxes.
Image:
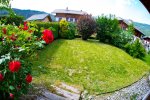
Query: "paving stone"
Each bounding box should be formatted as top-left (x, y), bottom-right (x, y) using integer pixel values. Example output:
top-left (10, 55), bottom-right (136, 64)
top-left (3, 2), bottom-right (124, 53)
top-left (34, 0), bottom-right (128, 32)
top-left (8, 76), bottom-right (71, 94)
top-left (53, 86), bottom-right (80, 100)
top-left (41, 89), bottom-right (66, 100)
top-left (60, 83), bottom-right (81, 94)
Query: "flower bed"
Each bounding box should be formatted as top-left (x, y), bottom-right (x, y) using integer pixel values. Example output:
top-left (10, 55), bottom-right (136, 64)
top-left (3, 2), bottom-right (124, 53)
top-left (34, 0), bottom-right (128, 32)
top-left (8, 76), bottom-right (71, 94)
top-left (0, 21), bottom-right (54, 99)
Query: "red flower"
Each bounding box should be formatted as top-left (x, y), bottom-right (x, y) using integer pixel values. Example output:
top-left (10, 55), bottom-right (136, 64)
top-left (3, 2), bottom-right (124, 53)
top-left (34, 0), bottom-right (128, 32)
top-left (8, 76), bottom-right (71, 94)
top-left (23, 25), bottom-right (28, 30)
top-left (2, 28), bottom-right (7, 34)
top-left (42, 29), bottom-right (54, 44)
top-left (23, 21), bottom-right (28, 30)
top-left (25, 74), bottom-right (32, 83)
top-left (10, 34), bottom-right (17, 41)
top-left (24, 21), bottom-right (28, 26)
top-left (9, 61), bottom-right (21, 72)
top-left (9, 93), bottom-right (14, 99)
top-left (0, 73), bottom-right (4, 81)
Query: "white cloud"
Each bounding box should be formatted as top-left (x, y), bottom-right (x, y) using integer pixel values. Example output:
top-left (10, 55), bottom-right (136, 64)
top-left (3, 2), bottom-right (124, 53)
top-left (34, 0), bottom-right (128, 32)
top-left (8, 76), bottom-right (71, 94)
top-left (10, 0), bottom-right (150, 24)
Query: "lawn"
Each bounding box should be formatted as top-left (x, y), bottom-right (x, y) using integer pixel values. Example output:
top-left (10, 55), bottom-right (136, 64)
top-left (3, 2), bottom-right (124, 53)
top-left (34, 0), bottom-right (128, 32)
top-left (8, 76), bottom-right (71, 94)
top-left (144, 54), bottom-right (150, 66)
top-left (29, 39), bottom-right (150, 94)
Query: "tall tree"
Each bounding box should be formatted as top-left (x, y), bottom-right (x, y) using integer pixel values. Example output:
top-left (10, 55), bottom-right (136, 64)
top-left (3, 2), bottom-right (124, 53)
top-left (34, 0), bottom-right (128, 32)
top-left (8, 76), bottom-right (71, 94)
top-left (0, 0), bottom-right (15, 15)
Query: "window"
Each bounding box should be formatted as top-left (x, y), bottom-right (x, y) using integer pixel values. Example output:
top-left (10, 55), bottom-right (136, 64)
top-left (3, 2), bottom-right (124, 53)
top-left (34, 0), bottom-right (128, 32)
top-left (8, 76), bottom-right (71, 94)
top-left (66, 17), bottom-right (69, 21)
top-left (70, 18), bottom-right (74, 22)
top-left (58, 17), bottom-right (62, 21)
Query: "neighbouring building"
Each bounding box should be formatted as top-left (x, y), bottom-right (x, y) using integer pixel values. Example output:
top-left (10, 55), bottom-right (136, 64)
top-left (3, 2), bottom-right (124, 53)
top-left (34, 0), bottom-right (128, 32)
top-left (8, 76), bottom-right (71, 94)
top-left (26, 14), bottom-right (53, 22)
top-left (52, 7), bottom-right (88, 22)
top-left (118, 17), bottom-right (150, 52)
top-left (118, 18), bottom-right (145, 38)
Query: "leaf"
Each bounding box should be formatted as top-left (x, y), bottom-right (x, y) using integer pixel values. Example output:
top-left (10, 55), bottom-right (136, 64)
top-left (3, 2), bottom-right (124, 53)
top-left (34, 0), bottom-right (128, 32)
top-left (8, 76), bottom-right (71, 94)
top-left (9, 85), bottom-right (15, 90)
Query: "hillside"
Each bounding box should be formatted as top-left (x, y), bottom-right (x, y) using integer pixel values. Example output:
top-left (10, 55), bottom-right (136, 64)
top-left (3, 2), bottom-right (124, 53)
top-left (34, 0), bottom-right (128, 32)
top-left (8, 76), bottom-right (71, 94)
top-left (13, 8), bottom-right (47, 19)
top-left (133, 22), bottom-right (150, 36)
top-left (30, 39), bottom-right (150, 94)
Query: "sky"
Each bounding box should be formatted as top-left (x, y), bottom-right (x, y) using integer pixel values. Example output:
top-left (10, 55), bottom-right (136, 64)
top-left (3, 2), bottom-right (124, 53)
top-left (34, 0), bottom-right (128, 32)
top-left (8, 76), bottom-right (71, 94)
top-left (11, 0), bottom-right (150, 24)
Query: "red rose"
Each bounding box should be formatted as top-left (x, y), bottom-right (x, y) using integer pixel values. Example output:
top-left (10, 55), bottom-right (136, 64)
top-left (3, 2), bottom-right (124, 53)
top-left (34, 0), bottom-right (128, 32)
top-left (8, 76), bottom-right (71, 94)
top-left (24, 21), bottom-right (27, 26)
top-left (10, 34), bottom-right (17, 41)
top-left (23, 25), bottom-right (28, 30)
top-left (0, 73), bottom-right (4, 81)
top-left (2, 28), bottom-right (7, 34)
top-left (42, 29), bottom-right (54, 44)
top-left (26, 74), bottom-right (32, 83)
top-left (9, 93), bottom-right (14, 99)
top-left (9, 61), bottom-right (21, 72)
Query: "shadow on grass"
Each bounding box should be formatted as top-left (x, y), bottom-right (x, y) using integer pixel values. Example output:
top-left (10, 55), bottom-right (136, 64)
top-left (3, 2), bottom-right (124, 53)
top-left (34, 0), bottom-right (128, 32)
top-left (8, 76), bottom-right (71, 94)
top-left (29, 39), bottom-right (66, 77)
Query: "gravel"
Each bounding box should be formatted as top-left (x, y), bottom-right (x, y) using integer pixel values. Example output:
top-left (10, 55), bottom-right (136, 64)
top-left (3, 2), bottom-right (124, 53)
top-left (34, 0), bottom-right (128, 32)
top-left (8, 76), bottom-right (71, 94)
top-left (95, 75), bottom-right (150, 100)
top-left (21, 75), bottom-right (150, 100)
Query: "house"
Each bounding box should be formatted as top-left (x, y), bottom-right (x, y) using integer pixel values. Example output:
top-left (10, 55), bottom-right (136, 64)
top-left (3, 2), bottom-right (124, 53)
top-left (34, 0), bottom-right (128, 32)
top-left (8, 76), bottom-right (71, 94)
top-left (118, 18), bottom-right (145, 38)
top-left (52, 7), bottom-right (88, 22)
top-left (26, 14), bottom-right (53, 22)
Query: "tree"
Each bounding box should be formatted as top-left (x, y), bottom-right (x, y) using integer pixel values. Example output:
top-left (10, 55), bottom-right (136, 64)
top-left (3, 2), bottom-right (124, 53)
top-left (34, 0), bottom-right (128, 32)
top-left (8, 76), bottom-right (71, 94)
top-left (77, 15), bottom-right (96, 40)
top-left (0, 0), bottom-right (15, 15)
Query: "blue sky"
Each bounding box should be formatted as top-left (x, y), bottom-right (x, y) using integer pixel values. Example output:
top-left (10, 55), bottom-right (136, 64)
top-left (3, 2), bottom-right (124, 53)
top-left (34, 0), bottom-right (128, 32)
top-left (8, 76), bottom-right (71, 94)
top-left (11, 0), bottom-right (150, 24)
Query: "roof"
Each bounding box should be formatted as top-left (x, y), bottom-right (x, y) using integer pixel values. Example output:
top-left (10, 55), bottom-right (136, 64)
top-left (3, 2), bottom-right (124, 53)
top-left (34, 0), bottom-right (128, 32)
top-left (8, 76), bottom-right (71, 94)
top-left (52, 9), bottom-right (87, 15)
top-left (118, 18), bottom-right (145, 36)
top-left (26, 14), bottom-right (52, 21)
top-left (140, 0), bottom-right (150, 13)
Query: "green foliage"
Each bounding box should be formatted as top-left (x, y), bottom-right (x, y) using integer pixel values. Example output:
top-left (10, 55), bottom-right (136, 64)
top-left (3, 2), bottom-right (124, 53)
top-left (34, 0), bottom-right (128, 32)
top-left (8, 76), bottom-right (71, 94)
top-left (77, 15), bottom-right (96, 40)
top-left (59, 19), bottom-right (75, 39)
top-left (143, 54), bottom-right (150, 66)
top-left (113, 24), bottom-right (134, 48)
top-left (35, 22), bottom-right (59, 39)
top-left (0, 15), bottom-right (24, 26)
top-left (0, 0), bottom-right (11, 7)
top-left (124, 39), bottom-right (146, 59)
top-left (96, 15), bottom-right (120, 44)
top-left (0, 23), bottom-right (37, 99)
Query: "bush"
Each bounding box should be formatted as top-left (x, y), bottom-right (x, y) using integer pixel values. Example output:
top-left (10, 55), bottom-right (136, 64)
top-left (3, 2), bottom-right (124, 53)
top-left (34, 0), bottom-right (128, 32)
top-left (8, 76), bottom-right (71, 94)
top-left (77, 15), bottom-right (96, 40)
top-left (96, 15), bottom-right (120, 44)
top-left (59, 19), bottom-right (76, 39)
top-left (113, 25), bottom-right (134, 48)
top-left (35, 22), bottom-right (59, 39)
top-left (0, 15), bottom-right (24, 26)
top-left (0, 23), bottom-right (37, 99)
top-left (124, 39), bottom-right (146, 59)
top-left (0, 21), bottom-right (54, 99)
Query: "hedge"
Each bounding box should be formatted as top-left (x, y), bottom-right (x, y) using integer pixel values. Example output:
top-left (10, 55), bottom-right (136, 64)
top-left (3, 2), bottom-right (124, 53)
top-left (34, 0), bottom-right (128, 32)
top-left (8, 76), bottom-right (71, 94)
top-left (35, 22), bottom-right (59, 39)
top-left (0, 15), bottom-right (24, 26)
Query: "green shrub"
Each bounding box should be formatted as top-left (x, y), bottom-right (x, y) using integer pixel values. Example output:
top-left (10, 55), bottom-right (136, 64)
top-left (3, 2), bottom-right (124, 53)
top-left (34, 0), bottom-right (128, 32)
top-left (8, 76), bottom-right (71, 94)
top-left (0, 15), bottom-right (24, 26)
top-left (35, 22), bottom-right (59, 39)
top-left (113, 25), bottom-right (134, 48)
top-left (96, 15), bottom-right (120, 44)
top-left (124, 39), bottom-right (146, 59)
top-left (59, 19), bottom-right (75, 39)
top-left (77, 15), bottom-right (96, 40)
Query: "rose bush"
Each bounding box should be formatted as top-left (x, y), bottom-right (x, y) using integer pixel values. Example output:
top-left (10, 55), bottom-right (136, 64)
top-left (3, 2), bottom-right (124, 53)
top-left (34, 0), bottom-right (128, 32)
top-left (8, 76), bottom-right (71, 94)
top-left (0, 21), bottom-right (46, 99)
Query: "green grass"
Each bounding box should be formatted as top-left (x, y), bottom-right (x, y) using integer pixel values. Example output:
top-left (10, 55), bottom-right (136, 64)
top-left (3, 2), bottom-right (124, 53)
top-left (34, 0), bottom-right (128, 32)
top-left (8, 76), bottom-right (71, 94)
top-left (30, 39), bottom-right (150, 94)
top-left (144, 54), bottom-right (150, 66)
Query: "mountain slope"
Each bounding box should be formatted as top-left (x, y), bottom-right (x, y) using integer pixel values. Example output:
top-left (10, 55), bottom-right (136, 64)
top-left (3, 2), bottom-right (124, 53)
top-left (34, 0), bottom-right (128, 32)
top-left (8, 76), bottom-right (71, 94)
top-left (13, 8), bottom-right (47, 19)
top-left (133, 22), bottom-right (150, 36)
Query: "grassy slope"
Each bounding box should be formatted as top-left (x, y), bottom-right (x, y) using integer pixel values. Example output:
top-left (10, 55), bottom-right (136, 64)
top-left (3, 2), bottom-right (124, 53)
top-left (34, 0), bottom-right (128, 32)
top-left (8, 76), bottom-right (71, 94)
top-left (144, 54), bottom-right (150, 66)
top-left (30, 39), bottom-right (150, 94)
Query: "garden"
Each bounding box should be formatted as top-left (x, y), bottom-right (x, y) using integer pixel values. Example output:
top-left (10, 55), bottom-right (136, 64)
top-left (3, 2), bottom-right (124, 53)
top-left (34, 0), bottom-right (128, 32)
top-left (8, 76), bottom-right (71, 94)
top-left (0, 1), bottom-right (150, 99)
